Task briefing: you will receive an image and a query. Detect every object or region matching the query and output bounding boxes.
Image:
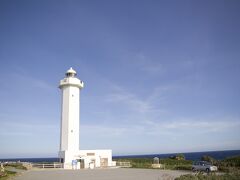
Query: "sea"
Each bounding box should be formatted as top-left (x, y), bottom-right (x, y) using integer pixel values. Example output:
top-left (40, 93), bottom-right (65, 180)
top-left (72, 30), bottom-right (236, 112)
top-left (1, 150), bottom-right (240, 163)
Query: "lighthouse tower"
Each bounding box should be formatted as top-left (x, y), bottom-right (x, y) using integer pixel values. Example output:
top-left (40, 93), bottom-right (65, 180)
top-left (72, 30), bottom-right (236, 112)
top-left (59, 67), bottom-right (84, 168)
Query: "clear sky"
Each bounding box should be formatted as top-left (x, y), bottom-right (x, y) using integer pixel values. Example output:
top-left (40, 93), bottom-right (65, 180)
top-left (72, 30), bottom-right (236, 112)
top-left (0, 0), bottom-right (240, 158)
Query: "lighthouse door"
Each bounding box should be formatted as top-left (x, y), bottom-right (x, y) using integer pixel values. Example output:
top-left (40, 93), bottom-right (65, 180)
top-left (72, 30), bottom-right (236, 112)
top-left (80, 159), bottom-right (85, 169)
top-left (100, 158), bottom-right (108, 167)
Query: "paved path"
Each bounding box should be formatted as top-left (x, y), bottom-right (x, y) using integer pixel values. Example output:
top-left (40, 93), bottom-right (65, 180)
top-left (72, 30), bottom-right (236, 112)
top-left (13, 168), bottom-right (192, 180)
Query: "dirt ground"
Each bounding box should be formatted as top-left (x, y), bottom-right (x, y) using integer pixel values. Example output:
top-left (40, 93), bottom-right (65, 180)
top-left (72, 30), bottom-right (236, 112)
top-left (12, 168), bottom-right (193, 180)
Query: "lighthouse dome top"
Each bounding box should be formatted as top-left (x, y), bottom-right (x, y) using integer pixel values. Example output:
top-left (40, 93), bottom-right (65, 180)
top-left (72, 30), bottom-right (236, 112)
top-left (65, 67), bottom-right (77, 77)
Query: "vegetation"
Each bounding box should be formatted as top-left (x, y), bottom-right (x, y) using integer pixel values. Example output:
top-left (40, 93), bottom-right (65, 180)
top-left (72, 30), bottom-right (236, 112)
top-left (200, 155), bottom-right (240, 173)
top-left (169, 154), bottom-right (186, 160)
top-left (218, 158), bottom-right (240, 173)
top-left (175, 170), bottom-right (240, 180)
top-left (0, 163), bottom-right (27, 179)
top-left (175, 155), bottom-right (240, 179)
top-left (5, 163), bottom-right (27, 170)
top-left (160, 158), bottom-right (192, 170)
top-left (201, 155), bottom-right (217, 165)
top-left (221, 156), bottom-right (240, 167)
top-left (115, 158), bottom-right (152, 168)
top-left (115, 155), bottom-right (240, 179)
top-left (0, 170), bottom-right (17, 180)
top-left (114, 157), bottom-right (192, 170)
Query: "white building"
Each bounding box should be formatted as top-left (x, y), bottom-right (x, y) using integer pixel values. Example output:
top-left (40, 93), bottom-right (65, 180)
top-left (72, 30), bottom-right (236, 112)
top-left (59, 68), bottom-right (115, 169)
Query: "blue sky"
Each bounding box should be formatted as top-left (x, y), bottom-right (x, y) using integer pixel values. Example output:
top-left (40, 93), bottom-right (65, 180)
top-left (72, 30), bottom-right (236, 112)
top-left (0, 0), bottom-right (240, 158)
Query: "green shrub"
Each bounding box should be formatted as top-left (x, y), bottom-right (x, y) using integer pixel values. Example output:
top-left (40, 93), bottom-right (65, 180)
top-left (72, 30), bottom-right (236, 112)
top-left (173, 165), bottom-right (192, 171)
top-left (175, 171), bottom-right (240, 180)
top-left (169, 154), bottom-right (186, 160)
top-left (130, 158), bottom-right (152, 168)
top-left (223, 156), bottom-right (240, 167)
top-left (160, 158), bottom-right (192, 170)
top-left (176, 154), bottom-right (186, 160)
top-left (201, 155), bottom-right (217, 165)
top-left (217, 156), bottom-right (240, 172)
top-left (5, 163), bottom-right (27, 170)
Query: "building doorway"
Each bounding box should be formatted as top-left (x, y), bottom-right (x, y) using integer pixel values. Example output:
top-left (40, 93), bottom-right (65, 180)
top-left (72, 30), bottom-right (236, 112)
top-left (100, 158), bottom-right (108, 167)
top-left (80, 159), bottom-right (85, 169)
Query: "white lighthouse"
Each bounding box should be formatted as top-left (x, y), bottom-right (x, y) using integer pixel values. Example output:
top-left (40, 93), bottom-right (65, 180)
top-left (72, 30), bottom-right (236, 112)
top-left (58, 68), bottom-right (115, 169)
top-left (59, 68), bottom-right (84, 168)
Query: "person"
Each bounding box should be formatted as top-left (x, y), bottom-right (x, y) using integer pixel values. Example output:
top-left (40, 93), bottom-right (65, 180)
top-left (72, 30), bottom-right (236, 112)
top-left (72, 160), bottom-right (77, 170)
top-left (74, 160), bottom-right (77, 169)
top-left (72, 160), bottom-right (75, 170)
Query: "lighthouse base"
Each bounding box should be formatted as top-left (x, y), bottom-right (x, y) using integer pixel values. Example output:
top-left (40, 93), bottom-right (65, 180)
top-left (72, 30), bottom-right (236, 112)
top-left (59, 149), bottom-right (115, 169)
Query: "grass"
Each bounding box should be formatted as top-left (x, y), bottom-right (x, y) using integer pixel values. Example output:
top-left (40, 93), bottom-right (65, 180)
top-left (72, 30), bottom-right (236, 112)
top-left (0, 170), bottom-right (17, 180)
top-left (115, 155), bottom-right (240, 180)
top-left (160, 159), bottom-right (192, 170)
top-left (175, 156), bottom-right (240, 180)
top-left (114, 158), bottom-right (192, 170)
top-left (5, 163), bottom-right (27, 170)
top-left (175, 170), bottom-right (240, 180)
top-left (0, 163), bottom-right (27, 179)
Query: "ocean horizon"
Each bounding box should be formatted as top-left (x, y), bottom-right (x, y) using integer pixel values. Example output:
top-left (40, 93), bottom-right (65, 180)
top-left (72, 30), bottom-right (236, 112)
top-left (1, 149), bottom-right (240, 163)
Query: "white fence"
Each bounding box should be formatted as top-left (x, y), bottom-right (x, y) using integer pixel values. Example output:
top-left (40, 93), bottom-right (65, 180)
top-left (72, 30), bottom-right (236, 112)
top-left (116, 162), bottom-right (131, 167)
top-left (32, 163), bottom-right (63, 169)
